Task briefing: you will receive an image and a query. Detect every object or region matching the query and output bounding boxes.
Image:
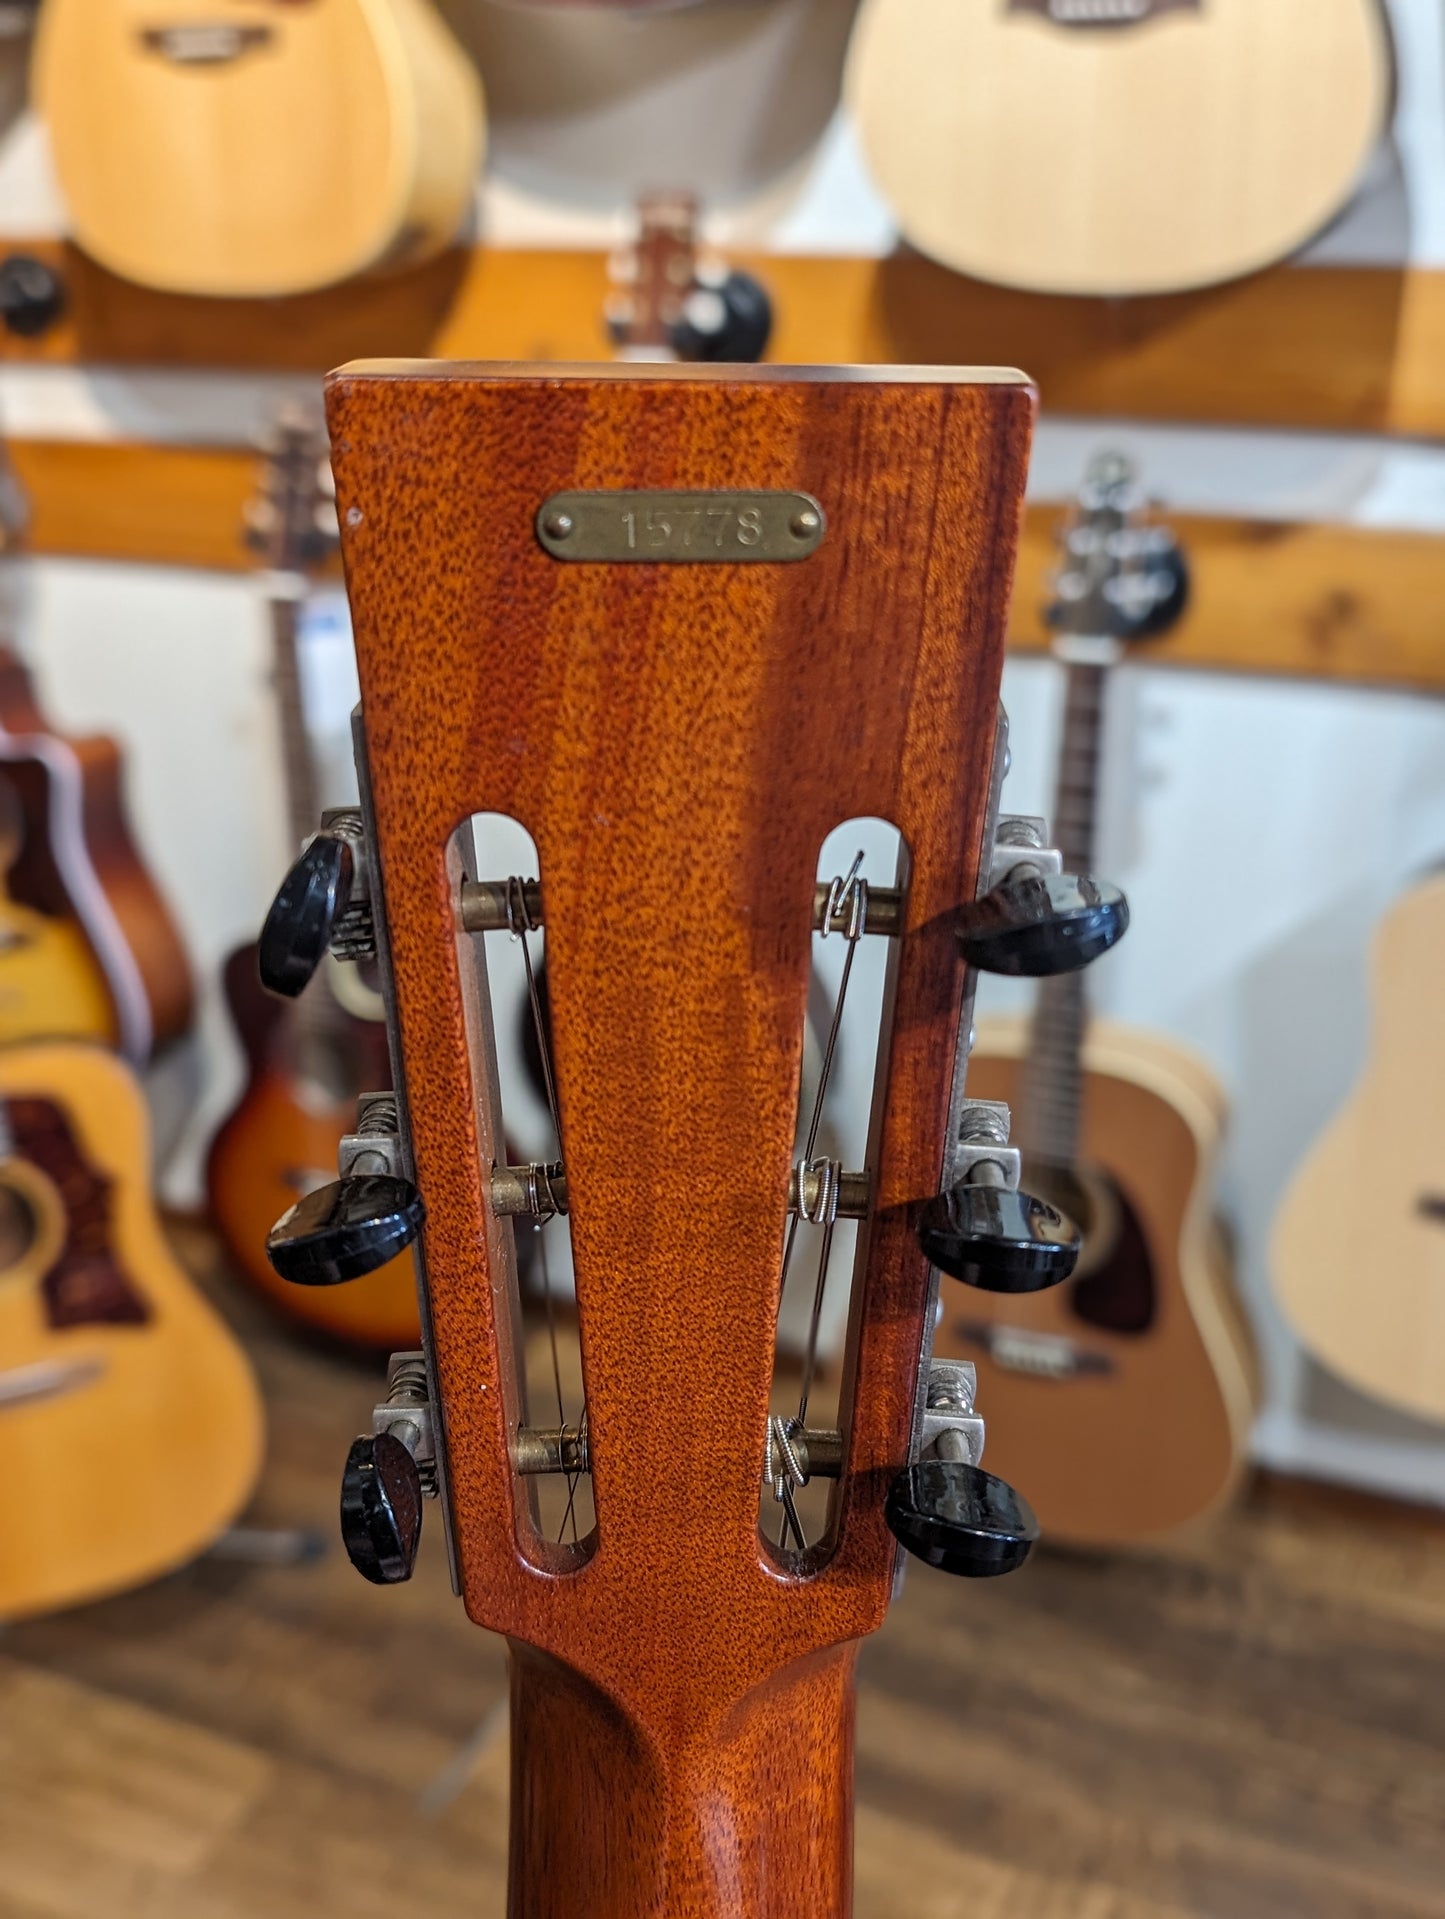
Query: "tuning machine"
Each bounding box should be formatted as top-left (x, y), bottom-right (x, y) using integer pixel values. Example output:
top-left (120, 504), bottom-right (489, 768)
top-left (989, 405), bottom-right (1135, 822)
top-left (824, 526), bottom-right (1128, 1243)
top-left (341, 1352), bottom-right (436, 1585)
top-left (954, 814), bottom-right (1128, 978)
top-left (887, 1360), bottom-right (1038, 1578)
top-left (258, 806), bottom-right (376, 997)
top-left (917, 1098), bottom-right (1079, 1294)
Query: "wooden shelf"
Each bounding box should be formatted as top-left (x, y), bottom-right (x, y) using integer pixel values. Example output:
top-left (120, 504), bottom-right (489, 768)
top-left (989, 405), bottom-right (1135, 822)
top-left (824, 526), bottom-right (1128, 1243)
top-left (1, 241), bottom-right (1442, 437)
top-left (12, 437), bottom-right (1445, 694)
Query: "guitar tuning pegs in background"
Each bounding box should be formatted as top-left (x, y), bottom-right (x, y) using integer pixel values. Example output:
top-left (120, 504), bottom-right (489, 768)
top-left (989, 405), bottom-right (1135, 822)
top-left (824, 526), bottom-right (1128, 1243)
top-left (266, 1173), bottom-right (424, 1287)
top-left (0, 254), bottom-right (65, 339)
top-left (669, 266), bottom-right (774, 364)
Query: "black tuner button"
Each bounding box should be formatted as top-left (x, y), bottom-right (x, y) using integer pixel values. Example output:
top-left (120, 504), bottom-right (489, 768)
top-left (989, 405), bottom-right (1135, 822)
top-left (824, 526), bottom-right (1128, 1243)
top-left (954, 870), bottom-right (1128, 977)
top-left (0, 255), bottom-right (65, 338)
top-left (266, 1174), bottom-right (424, 1287)
top-left (917, 1183), bottom-right (1080, 1293)
top-left (887, 1459), bottom-right (1038, 1578)
top-left (258, 833), bottom-right (354, 998)
top-left (670, 267), bottom-right (773, 364)
top-left (340, 1433), bottom-right (422, 1585)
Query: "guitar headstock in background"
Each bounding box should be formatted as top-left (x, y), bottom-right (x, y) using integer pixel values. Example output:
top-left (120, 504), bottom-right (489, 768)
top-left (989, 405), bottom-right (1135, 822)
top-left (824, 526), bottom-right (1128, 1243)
top-left (606, 190), bottom-right (773, 363)
top-left (255, 363), bottom-right (1132, 1916)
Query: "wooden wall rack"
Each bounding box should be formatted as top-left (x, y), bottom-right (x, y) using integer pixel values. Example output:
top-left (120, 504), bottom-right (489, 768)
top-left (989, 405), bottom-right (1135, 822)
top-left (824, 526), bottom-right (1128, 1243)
top-left (2, 241), bottom-right (1442, 438)
top-left (11, 438), bottom-right (1444, 696)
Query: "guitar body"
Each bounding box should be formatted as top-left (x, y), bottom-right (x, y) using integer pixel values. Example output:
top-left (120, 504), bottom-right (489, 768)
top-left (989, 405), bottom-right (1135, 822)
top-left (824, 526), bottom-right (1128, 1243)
top-left (1271, 877), bottom-right (1445, 1425)
top-left (33, 0), bottom-right (485, 297)
top-left (208, 943), bottom-right (419, 1347)
top-left (845, 0), bottom-right (1394, 295)
top-left (0, 649), bottom-right (193, 1063)
top-left (937, 1016), bottom-right (1256, 1543)
top-left (0, 1042), bottom-right (263, 1621)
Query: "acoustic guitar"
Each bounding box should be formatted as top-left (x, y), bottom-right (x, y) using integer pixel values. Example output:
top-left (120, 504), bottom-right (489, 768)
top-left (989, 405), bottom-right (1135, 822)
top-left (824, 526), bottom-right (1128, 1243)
top-left (207, 414), bottom-right (418, 1348)
top-left (249, 359), bottom-right (1147, 1914)
top-left (33, 0), bottom-right (485, 297)
top-left (1271, 874), bottom-right (1445, 1426)
top-left (938, 456), bottom-right (1257, 1544)
top-left (845, 0), bottom-right (1395, 295)
top-left (0, 642), bottom-right (194, 1063)
top-left (0, 1040), bottom-right (263, 1621)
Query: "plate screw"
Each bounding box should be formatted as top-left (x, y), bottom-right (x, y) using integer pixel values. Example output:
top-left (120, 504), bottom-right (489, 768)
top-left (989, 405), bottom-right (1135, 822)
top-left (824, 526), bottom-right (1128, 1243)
top-left (542, 510), bottom-right (574, 541)
top-left (790, 507), bottom-right (821, 538)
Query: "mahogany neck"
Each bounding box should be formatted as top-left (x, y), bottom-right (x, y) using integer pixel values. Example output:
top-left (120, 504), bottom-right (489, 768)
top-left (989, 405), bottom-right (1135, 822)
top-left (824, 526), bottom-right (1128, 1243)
top-left (507, 1640), bottom-right (856, 1919)
top-left (1017, 658), bottom-right (1108, 1166)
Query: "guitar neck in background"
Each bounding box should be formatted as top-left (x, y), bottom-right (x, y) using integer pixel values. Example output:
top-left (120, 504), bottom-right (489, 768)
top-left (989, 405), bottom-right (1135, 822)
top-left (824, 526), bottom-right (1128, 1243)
top-left (1018, 654), bottom-right (1109, 1167)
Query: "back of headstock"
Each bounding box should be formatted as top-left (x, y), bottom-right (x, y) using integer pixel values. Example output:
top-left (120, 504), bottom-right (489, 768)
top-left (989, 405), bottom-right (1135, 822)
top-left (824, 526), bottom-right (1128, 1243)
top-left (258, 363), bottom-right (1130, 1916)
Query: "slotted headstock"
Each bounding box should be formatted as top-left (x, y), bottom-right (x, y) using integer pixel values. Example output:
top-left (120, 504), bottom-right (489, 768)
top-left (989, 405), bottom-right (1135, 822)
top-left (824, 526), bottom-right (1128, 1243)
top-left (289, 363), bottom-right (1040, 1914)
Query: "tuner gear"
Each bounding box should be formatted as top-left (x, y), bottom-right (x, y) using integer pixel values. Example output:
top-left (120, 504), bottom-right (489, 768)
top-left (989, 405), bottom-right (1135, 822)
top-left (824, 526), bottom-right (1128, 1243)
top-left (0, 255), bottom-right (65, 338)
top-left (259, 832), bottom-right (354, 997)
top-left (340, 1433), bottom-right (422, 1585)
top-left (266, 1174), bottom-right (424, 1287)
top-left (670, 267), bottom-right (773, 364)
top-left (886, 1459), bottom-right (1038, 1578)
top-left (917, 1183), bottom-right (1080, 1293)
top-left (954, 869), bottom-right (1128, 977)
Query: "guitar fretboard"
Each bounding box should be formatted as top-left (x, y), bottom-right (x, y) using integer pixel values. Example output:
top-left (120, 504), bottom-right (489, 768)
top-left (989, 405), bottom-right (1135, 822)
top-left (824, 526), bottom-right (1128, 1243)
top-left (1017, 658), bottom-right (1107, 1165)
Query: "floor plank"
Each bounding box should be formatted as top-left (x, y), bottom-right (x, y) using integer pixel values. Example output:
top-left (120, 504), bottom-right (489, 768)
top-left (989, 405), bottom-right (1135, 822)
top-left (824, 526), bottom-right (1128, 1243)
top-left (2, 1224), bottom-right (1441, 1918)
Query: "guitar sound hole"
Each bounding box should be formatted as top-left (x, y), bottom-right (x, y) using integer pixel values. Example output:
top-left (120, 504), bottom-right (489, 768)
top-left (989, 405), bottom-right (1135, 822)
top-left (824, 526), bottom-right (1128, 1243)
top-left (1067, 1170), bottom-right (1156, 1336)
top-left (0, 1180), bottom-right (36, 1273)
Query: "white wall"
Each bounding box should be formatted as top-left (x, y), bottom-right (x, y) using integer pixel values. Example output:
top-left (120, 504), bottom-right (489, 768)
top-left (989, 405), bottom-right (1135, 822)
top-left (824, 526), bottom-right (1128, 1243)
top-left (0, 0), bottom-right (1442, 1501)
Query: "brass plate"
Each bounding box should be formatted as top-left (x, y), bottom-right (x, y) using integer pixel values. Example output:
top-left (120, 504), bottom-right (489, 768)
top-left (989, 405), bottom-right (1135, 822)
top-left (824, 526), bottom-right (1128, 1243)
top-left (536, 490), bottom-right (825, 563)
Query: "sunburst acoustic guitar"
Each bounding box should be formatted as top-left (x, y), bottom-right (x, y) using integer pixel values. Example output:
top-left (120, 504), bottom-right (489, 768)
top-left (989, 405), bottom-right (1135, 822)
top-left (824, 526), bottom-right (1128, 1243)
top-left (242, 359), bottom-right (1159, 1914)
top-left (936, 455), bottom-right (1257, 1546)
top-left (1271, 874), bottom-right (1445, 1426)
top-left (0, 1040), bottom-right (263, 1621)
top-left (33, 0), bottom-right (485, 297)
top-left (207, 414), bottom-right (418, 1349)
top-left (845, 0), bottom-right (1395, 295)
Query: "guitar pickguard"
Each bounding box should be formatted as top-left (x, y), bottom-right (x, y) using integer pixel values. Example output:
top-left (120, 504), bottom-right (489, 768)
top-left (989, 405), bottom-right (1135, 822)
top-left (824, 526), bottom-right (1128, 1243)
top-left (5, 1096), bottom-right (150, 1329)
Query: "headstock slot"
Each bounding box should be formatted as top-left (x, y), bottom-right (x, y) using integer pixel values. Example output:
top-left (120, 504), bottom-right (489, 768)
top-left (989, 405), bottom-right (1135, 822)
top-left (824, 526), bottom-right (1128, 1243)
top-left (327, 361), bottom-right (1034, 1722)
top-left (763, 816), bottom-right (906, 1562)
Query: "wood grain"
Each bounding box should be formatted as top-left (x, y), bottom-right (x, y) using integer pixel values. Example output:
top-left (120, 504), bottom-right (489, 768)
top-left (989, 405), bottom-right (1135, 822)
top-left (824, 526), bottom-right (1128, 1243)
top-left (328, 361), bottom-right (1033, 1917)
top-left (0, 238), bottom-right (1441, 434)
top-left (11, 437), bottom-right (1445, 693)
top-left (0, 1230), bottom-right (1441, 1918)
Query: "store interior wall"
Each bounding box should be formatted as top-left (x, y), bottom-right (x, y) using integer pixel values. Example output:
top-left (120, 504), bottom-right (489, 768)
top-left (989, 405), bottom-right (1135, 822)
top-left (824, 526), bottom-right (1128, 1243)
top-left (0, 0), bottom-right (1442, 1502)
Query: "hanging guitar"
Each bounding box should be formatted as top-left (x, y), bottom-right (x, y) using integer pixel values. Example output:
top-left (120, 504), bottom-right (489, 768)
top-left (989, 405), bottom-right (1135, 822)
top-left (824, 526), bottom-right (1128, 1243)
top-left (0, 1039), bottom-right (263, 1621)
top-left (33, 0), bottom-right (485, 297)
top-left (845, 0), bottom-right (1395, 294)
top-left (252, 359), bottom-right (1137, 1916)
top-left (207, 415), bottom-right (418, 1348)
top-left (0, 449), bottom-right (193, 1063)
top-left (1271, 873), bottom-right (1445, 1426)
top-left (937, 453), bottom-right (1257, 1544)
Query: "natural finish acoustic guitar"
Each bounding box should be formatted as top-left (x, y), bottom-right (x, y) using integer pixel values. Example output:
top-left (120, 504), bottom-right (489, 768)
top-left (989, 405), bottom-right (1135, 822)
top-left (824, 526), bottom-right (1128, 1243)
top-left (248, 359), bottom-right (1149, 1915)
top-left (208, 415), bottom-right (418, 1348)
top-left (936, 458), bottom-right (1257, 1543)
top-left (0, 1041), bottom-right (263, 1621)
top-left (1272, 875), bottom-right (1445, 1427)
top-left (33, 0), bottom-right (485, 297)
top-left (845, 0), bottom-right (1395, 295)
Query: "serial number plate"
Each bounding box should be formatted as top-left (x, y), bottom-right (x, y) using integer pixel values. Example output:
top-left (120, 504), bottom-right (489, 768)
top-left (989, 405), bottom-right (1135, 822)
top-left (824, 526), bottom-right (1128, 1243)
top-left (535, 490), bottom-right (826, 563)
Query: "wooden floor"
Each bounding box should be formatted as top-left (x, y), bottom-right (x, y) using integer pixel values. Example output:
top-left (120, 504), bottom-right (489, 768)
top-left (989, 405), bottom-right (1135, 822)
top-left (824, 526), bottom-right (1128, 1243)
top-left (2, 1226), bottom-right (1443, 1919)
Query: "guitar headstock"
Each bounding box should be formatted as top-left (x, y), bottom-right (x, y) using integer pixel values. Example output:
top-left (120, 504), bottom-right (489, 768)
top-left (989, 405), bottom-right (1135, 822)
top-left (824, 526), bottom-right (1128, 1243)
top-left (256, 364), bottom-right (1132, 1910)
top-left (244, 407), bottom-right (337, 576)
top-left (606, 190), bottom-right (773, 364)
top-left (1049, 448), bottom-right (1188, 651)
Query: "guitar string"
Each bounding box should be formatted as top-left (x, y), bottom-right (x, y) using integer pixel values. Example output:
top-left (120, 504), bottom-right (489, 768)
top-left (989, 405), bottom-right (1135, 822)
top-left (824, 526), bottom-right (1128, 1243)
top-left (507, 876), bottom-right (584, 1543)
top-left (772, 851), bottom-right (866, 1552)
